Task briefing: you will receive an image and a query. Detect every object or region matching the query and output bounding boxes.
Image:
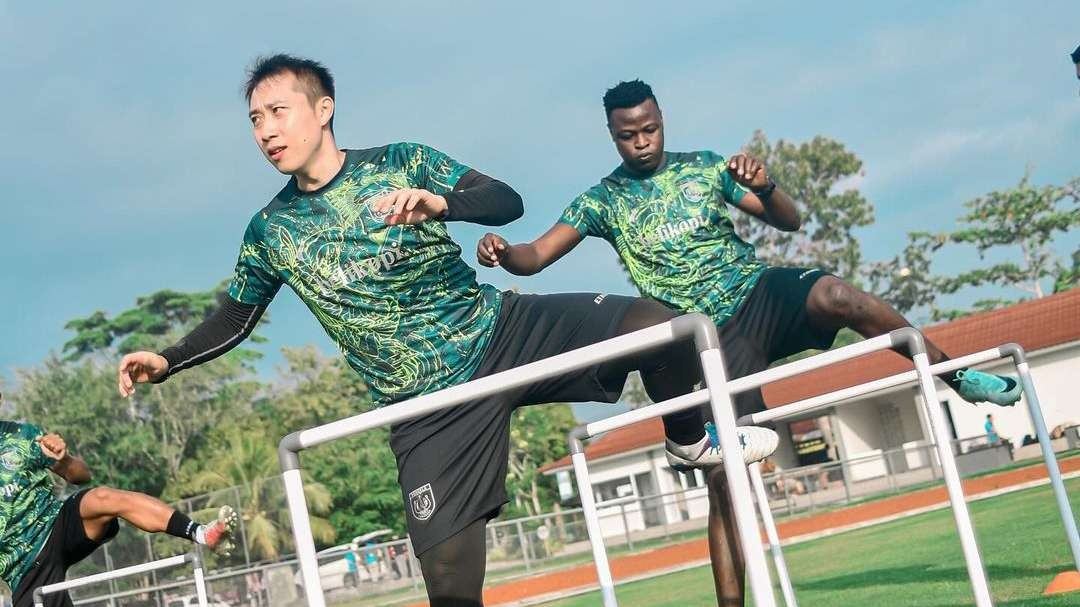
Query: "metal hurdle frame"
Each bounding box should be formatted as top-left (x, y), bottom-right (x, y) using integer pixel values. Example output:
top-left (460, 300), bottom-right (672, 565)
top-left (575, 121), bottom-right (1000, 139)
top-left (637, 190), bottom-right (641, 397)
top-left (278, 314), bottom-right (784, 607)
top-left (570, 327), bottom-right (995, 607)
top-left (33, 553), bottom-right (208, 607)
top-left (738, 342), bottom-right (1080, 606)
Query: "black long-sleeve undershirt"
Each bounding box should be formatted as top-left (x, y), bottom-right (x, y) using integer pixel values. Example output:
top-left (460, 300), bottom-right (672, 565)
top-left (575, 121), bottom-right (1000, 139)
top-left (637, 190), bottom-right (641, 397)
top-left (155, 169), bottom-right (521, 382)
top-left (155, 298), bottom-right (265, 382)
top-left (441, 170), bottom-right (523, 225)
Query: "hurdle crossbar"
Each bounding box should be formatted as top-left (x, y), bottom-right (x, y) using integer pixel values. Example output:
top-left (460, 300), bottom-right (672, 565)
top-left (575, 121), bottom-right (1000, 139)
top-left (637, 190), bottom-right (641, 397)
top-left (278, 313), bottom-right (779, 607)
top-left (570, 328), bottom-right (994, 607)
top-left (33, 553), bottom-right (207, 607)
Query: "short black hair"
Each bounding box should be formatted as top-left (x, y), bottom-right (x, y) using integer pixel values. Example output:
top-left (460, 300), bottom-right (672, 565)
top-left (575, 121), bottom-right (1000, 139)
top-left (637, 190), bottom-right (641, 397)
top-left (603, 79), bottom-right (658, 119)
top-left (1072, 45), bottom-right (1080, 64)
top-left (244, 54), bottom-right (336, 129)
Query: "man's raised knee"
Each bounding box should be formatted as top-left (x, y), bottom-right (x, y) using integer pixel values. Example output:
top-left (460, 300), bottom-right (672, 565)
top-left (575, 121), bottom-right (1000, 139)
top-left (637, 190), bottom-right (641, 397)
top-left (810, 277), bottom-right (860, 321)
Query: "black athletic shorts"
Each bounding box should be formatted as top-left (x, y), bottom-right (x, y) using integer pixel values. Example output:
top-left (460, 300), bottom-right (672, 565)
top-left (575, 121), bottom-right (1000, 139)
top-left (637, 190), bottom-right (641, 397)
top-left (13, 489), bottom-right (119, 607)
top-left (719, 267), bottom-right (839, 419)
top-left (390, 291), bottom-right (639, 556)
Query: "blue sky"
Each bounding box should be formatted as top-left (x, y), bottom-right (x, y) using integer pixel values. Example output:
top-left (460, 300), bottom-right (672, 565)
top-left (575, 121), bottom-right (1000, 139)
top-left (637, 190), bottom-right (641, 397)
top-left (3, 1), bottom-right (1078, 404)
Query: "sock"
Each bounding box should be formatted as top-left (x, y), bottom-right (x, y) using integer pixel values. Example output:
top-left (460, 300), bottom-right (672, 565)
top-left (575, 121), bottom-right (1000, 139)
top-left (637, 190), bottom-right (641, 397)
top-left (944, 369), bottom-right (964, 392)
top-left (166, 511), bottom-right (205, 544)
top-left (662, 408), bottom-right (707, 445)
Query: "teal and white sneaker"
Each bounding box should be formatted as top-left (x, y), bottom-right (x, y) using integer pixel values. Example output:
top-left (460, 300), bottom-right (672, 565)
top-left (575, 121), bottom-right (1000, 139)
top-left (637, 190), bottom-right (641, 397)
top-left (666, 423), bottom-right (779, 471)
top-left (954, 369), bottom-right (1022, 406)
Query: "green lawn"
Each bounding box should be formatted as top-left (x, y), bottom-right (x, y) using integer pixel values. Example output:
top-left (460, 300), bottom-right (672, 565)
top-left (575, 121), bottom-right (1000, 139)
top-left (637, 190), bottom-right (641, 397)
top-left (542, 478), bottom-right (1080, 606)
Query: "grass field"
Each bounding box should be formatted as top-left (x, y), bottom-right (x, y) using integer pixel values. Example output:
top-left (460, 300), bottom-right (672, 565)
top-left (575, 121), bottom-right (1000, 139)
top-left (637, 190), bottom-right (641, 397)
top-left (542, 477), bottom-right (1080, 606)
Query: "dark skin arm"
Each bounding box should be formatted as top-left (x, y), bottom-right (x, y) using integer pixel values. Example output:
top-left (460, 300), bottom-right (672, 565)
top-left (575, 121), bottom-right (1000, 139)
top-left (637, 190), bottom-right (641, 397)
top-left (40, 433), bottom-right (92, 485)
top-left (725, 154), bottom-right (801, 232)
top-left (477, 223), bottom-right (582, 275)
top-left (477, 153), bottom-right (802, 274)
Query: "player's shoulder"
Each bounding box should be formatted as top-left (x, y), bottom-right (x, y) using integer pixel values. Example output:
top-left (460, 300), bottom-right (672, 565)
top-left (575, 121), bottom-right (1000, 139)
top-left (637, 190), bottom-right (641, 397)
top-left (0, 420), bottom-right (22, 437)
top-left (381, 141), bottom-right (442, 165)
top-left (669, 150), bottom-right (726, 168)
top-left (576, 180), bottom-right (614, 206)
top-left (245, 183), bottom-right (295, 237)
top-left (0, 421), bottom-right (40, 440)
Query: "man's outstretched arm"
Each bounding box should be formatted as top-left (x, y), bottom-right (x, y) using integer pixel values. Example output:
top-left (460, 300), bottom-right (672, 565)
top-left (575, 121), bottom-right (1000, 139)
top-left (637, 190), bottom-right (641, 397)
top-left (726, 154), bottom-right (801, 232)
top-left (117, 298), bottom-right (266, 397)
top-left (476, 222), bottom-right (583, 276)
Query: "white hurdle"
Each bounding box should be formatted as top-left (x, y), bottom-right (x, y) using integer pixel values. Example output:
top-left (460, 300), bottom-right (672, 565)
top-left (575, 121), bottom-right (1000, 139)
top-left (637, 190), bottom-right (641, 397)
top-left (32, 553), bottom-right (207, 607)
top-left (278, 314), bottom-right (779, 607)
top-left (739, 343), bottom-right (1080, 604)
top-left (571, 328), bottom-right (994, 607)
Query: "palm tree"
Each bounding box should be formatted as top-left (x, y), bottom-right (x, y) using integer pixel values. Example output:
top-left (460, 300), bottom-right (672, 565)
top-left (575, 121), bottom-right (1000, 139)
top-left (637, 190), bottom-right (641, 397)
top-left (182, 426), bottom-right (336, 560)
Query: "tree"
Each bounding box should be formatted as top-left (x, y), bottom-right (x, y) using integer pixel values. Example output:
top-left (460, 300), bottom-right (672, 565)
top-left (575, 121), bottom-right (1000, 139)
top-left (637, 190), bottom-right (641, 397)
top-left (873, 173), bottom-right (1079, 321)
top-left (942, 173), bottom-right (1079, 302)
top-left (867, 232), bottom-right (949, 322)
top-left (736, 131), bottom-right (876, 282)
top-left (505, 404), bottom-right (577, 517)
top-left (13, 356), bottom-right (167, 495)
top-left (177, 425), bottom-right (336, 560)
top-left (55, 282), bottom-right (266, 484)
top-left (260, 347), bottom-right (405, 541)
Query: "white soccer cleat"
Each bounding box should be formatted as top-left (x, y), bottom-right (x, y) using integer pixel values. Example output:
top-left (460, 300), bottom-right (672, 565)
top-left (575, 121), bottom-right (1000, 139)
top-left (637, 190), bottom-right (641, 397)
top-left (666, 423), bottom-right (779, 471)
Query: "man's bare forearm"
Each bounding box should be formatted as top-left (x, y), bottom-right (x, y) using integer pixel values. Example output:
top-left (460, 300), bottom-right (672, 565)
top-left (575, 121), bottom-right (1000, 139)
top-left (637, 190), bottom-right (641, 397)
top-left (760, 187), bottom-right (801, 231)
top-left (499, 243), bottom-right (546, 276)
top-left (56, 455), bottom-right (92, 484)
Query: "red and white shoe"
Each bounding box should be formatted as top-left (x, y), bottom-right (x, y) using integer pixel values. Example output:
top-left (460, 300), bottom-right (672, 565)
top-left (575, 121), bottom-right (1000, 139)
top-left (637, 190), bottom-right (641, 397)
top-left (204, 505), bottom-right (238, 555)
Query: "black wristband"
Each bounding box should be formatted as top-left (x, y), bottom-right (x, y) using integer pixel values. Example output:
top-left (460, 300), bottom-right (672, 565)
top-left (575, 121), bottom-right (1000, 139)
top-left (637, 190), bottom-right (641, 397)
top-left (751, 178), bottom-right (777, 201)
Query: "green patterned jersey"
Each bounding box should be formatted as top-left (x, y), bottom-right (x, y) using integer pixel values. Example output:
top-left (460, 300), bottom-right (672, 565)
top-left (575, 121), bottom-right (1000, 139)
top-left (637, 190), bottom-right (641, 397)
top-left (560, 151), bottom-right (766, 326)
top-left (228, 143), bottom-right (502, 405)
top-left (0, 422), bottom-right (61, 591)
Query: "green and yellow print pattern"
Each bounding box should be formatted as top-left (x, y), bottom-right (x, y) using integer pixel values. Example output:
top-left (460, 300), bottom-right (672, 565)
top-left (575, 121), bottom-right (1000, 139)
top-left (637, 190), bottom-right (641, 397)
top-left (228, 143), bottom-right (502, 405)
top-left (560, 151), bottom-right (766, 326)
top-left (0, 422), bottom-right (61, 591)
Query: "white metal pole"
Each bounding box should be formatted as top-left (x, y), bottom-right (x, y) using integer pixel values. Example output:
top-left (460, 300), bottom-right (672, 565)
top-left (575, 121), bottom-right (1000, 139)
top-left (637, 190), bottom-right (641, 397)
top-left (749, 463), bottom-right (798, 607)
top-left (913, 351), bottom-right (993, 607)
top-left (699, 348), bottom-right (777, 607)
top-left (191, 554), bottom-right (209, 607)
top-left (745, 347), bottom-right (1004, 426)
top-left (283, 469), bottom-right (327, 607)
top-left (571, 451), bottom-right (618, 607)
top-left (34, 554), bottom-right (194, 607)
top-left (1015, 360), bottom-right (1080, 570)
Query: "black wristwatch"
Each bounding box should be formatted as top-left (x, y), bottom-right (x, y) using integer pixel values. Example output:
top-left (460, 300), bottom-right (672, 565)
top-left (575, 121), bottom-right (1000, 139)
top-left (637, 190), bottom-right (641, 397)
top-left (751, 178), bottom-right (777, 201)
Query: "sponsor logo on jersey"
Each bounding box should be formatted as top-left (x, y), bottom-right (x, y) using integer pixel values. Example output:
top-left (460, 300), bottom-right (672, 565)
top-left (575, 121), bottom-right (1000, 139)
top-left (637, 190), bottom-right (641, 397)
top-left (0, 449), bottom-right (25, 473)
top-left (678, 180), bottom-right (707, 203)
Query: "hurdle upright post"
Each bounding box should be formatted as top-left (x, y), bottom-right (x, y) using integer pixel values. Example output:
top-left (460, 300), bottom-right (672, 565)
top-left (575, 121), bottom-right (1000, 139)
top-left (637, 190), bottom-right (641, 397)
top-left (693, 317), bottom-right (779, 607)
top-left (278, 435), bottom-right (327, 607)
top-left (903, 329), bottom-right (993, 607)
top-left (1001, 344), bottom-right (1080, 595)
top-left (749, 462), bottom-right (798, 607)
top-left (191, 551), bottom-right (209, 607)
top-left (569, 429), bottom-right (618, 607)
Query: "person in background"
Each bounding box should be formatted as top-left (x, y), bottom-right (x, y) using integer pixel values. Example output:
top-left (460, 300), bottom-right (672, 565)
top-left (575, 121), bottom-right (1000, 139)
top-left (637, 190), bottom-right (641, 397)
top-left (985, 414), bottom-right (1000, 445)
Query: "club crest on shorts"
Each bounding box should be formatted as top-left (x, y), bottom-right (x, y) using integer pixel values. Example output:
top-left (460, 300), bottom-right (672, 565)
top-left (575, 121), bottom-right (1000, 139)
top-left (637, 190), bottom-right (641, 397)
top-left (409, 483), bottom-right (436, 521)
